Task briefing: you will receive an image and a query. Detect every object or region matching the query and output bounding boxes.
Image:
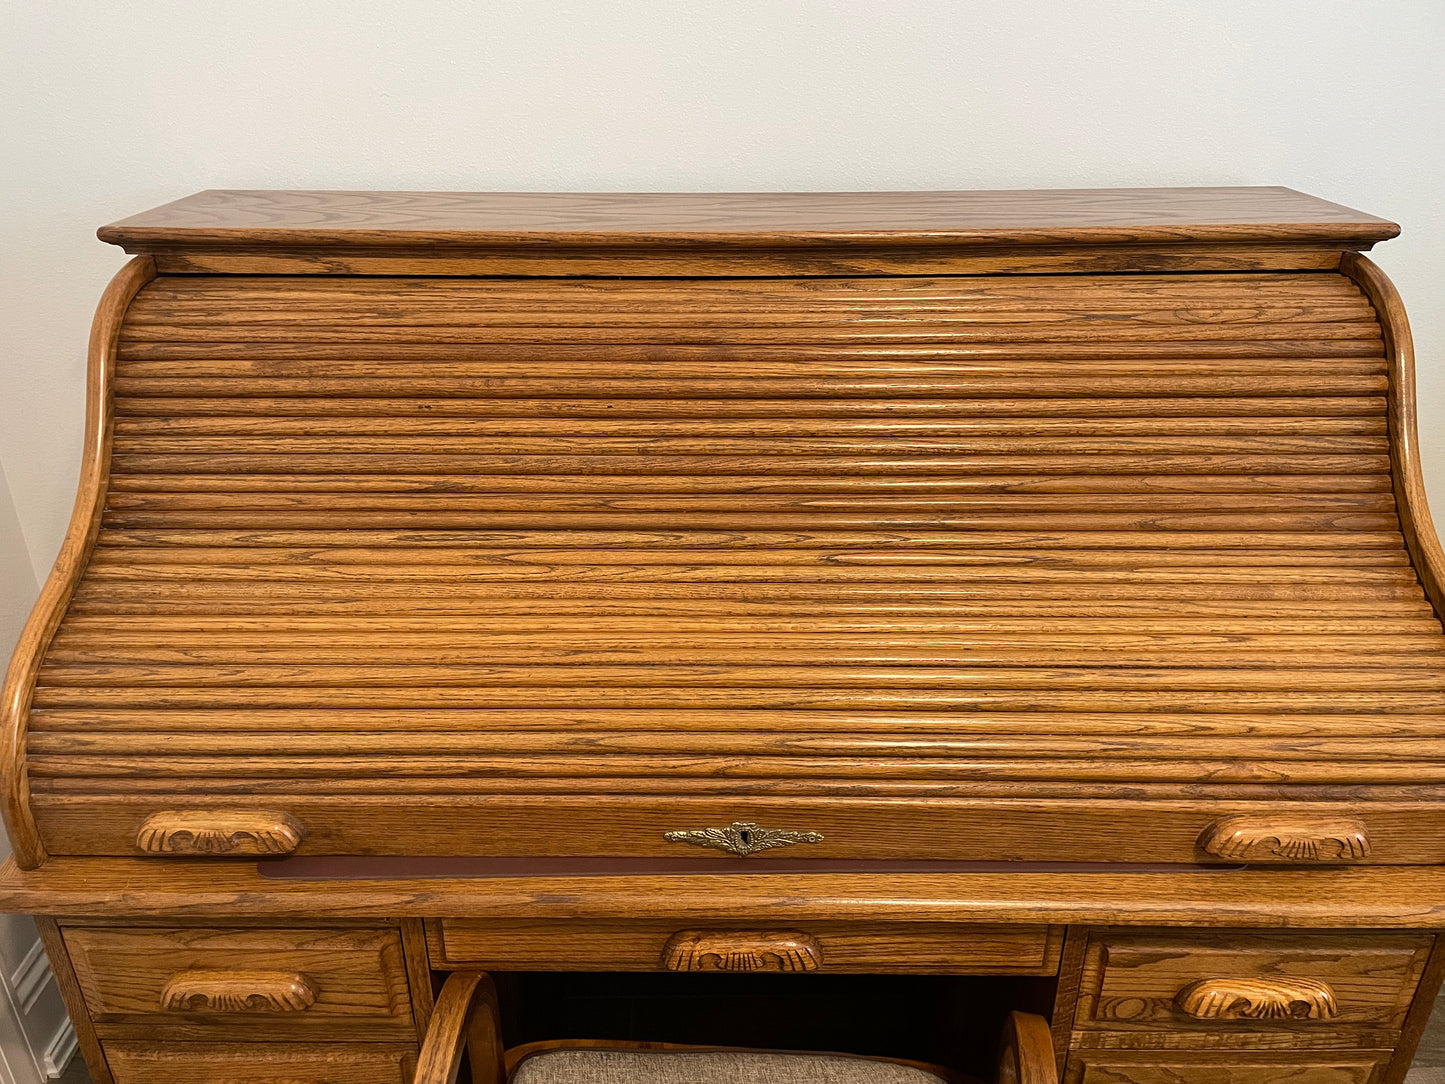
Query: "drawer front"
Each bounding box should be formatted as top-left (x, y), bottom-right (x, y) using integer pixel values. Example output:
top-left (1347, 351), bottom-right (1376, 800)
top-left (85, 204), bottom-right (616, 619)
top-left (104, 1041), bottom-right (418, 1084)
top-left (63, 925), bottom-right (415, 1040)
top-left (430, 919), bottom-right (1062, 974)
top-left (1065, 1050), bottom-right (1390, 1084)
top-left (37, 801), bottom-right (1445, 865)
top-left (1076, 930), bottom-right (1433, 1033)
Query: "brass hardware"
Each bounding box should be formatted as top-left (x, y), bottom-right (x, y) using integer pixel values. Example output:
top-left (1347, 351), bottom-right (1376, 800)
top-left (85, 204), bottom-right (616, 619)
top-left (1175, 977), bottom-right (1338, 1020)
top-left (663, 820), bottom-right (823, 857)
top-left (662, 930), bottom-right (822, 972)
top-left (1199, 816), bottom-right (1371, 863)
top-left (161, 969), bottom-right (317, 1013)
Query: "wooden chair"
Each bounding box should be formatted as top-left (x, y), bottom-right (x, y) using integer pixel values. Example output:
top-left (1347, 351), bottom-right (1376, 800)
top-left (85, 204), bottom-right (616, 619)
top-left (413, 973), bottom-right (1059, 1084)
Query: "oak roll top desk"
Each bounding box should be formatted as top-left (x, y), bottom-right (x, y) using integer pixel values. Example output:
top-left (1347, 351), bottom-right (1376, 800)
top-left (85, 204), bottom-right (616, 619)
top-left (3, 187), bottom-right (1445, 1083)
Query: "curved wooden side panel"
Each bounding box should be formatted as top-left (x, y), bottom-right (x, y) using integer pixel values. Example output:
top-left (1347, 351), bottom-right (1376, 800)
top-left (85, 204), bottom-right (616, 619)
top-left (1343, 252), bottom-right (1445, 621)
top-left (0, 256), bottom-right (156, 869)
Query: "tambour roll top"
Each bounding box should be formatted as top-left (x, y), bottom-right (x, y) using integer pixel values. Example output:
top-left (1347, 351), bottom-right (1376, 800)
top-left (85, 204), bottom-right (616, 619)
top-left (6, 187), bottom-right (1443, 870)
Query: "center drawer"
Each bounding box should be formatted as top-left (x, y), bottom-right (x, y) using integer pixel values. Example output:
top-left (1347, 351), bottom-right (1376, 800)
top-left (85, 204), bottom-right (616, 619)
top-left (429, 918), bottom-right (1062, 974)
top-left (61, 924), bottom-right (417, 1041)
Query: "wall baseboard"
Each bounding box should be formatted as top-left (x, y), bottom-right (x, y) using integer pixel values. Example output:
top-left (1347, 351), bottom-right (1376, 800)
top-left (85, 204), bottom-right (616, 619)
top-left (9, 946), bottom-right (48, 1017)
top-left (40, 1024), bottom-right (75, 1080)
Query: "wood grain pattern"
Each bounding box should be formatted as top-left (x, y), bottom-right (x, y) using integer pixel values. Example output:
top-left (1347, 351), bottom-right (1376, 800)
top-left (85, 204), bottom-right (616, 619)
top-left (135, 809), bottom-right (305, 856)
top-left (1073, 931), bottom-right (1431, 1034)
top-left (8, 188), bottom-right (1445, 1084)
top-left (1062, 1050), bottom-right (1390, 1084)
top-left (0, 256), bottom-right (154, 869)
top-left (36, 917), bottom-right (115, 1084)
top-left (30, 800), bottom-right (1445, 868)
top-left (428, 918), bottom-right (1061, 974)
top-left (61, 924), bottom-right (415, 1040)
top-left (400, 917), bottom-right (437, 1041)
top-left (1342, 252), bottom-right (1445, 621)
top-left (999, 1011), bottom-right (1060, 1084)
top-left (1198, 817), bottom-right (1371, 863)
top-left (17, 263), bottom-right (1445, 862)
top-left (19, 857), bottom-right (1445, 927)
top-left (159, 968), bottom-right (316, 1013)
top-left (102, 1041), bottom-right (418, 1084)
top-left (97, 189), bottom-right (1398, 278)
top-left (1380, 933), bottom-right (1445, 1084)
top-left (659, 929), bottom-right (822, 971)
top-left (98, 187), bottom-right (1397, 243)
top-left (1173, 977), bottom-right (1337, 1021)
top-left (413, 971), bottom-right (500, 1084)
top-left (99, 186), bottom-right (1380, 275)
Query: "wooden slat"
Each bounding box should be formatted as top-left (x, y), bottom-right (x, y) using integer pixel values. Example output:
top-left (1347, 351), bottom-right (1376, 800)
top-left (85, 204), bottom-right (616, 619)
top-left (112, 415), bottom-right (1391, 436)
top-left (19, 713), bottom-right (1445, 740)
top-left (28, 267), bottom-right (1445, 861)
top-left (110, 395), bottom-right (1390, 417)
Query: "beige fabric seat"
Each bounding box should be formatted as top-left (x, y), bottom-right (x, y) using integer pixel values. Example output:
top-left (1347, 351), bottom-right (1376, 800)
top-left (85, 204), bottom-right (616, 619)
top-left (511, 1049), bottom-right (955, 1084)
top-left (411, 973), bottom-right (1055, 1084)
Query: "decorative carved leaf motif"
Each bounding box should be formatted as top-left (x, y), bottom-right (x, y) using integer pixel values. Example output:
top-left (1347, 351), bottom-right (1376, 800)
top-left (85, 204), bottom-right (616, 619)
top-left (160, 970), bottom-right (317, 1014)
top-left (660, 930), bottom-right (822, 972)
top-left (135, 811), bottom-right (305, 856)
top-left (1175, 977), bottom-right (1337, 1021)
top-left (1199, 816), bottom-right (1371, 864)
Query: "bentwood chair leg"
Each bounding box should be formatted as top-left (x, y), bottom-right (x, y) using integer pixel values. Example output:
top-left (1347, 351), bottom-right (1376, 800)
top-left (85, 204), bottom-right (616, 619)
top-left (414, 971), bottom-right (506, 1084)
top-left (995, 1012), bottom-right (1058, 1084)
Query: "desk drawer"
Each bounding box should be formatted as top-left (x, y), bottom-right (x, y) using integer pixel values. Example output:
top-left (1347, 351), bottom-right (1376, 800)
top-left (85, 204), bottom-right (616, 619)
top-left (1064, 1049), bottom-right (1391, 1083)
top-left (63, 925), bottom-right (416, 1040)
top-left (1075, 930), bottom-right (1432, 1033)
top-left (104, 1041), bottom-right (418, 1084)
top-left (430, 919), bottom-right (1063, 975)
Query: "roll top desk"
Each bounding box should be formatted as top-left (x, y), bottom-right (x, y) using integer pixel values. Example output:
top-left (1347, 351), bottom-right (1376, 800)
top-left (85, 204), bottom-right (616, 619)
top-left (4, 187), bottom-right (1445, 1083)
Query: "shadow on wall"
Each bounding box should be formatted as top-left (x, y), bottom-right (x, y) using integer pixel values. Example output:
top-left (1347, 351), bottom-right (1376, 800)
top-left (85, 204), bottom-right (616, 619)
top-left (0, 458), bottom-right (76, 1083)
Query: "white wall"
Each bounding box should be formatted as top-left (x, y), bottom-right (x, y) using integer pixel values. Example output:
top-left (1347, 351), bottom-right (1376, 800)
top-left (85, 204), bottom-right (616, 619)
top-left (1, 0), bottom-right (1444, 578)
top-left (0, 464), bottom-right (71, 1084)
top-left (0, 1), bottom-right (1443, 1071)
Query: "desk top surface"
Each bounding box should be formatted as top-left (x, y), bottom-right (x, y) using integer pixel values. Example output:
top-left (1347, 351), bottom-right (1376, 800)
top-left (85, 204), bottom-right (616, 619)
top-left (5, 857), bottom-right (1445, 927)
top-left (98, 187), bottom-right (1398, 252)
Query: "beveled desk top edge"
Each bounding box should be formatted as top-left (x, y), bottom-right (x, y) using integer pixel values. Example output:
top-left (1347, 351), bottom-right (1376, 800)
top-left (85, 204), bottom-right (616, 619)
top-left (5, 857), bottom-right (1445, 927)
top-left (97, 186), bottom-right (1400, 253)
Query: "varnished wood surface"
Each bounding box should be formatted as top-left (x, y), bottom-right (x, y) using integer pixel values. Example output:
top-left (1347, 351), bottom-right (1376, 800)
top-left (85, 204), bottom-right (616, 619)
top-left (658, 928), bottom-right (822, 972)
top-left (14, 186), bottom-right (1445, 1084)
top-left (413, 971), bottom-right (499, 1084)
top-left (158, 969), bottom-right (317, 1013)
top-left (999, 1011), bottom-right (1060, 1084)
top-left (429, 918), bottom-right (1061, 974)
top-left (61, 924), bottom-right (415, 1040)
top-left (1061, 1050), bottom-right (1391, 1083)
top-left (37, 917), bottom-right (115, 1084)
top-left (20, 267), bottom-right (1445, 863)
top-left (17, 858), bottom-right (1445, 926)
top-left (1073, 931), bottom-right (1431, 1036)
top-left (99, 188), bottom-right (1397, 250)
top-left (148, 245), bottom-right (1357, 277)
top-left (0, 256), bottom-right (155, 870)
top-left (101, 1041), bottom-right (418, 1084)
top-left (134, 809), bottom-right (304, 855)
top-left (1344, 253), bottom-right (1445, 619)
top-left (31, 801), bottom-right (1445, 867)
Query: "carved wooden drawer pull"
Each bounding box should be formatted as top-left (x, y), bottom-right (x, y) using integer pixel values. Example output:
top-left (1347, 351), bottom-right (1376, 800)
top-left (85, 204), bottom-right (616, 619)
top-left (1175, 977), bottom-right (1338, 1021)
top-left (161, 969), bottom-right (317, 1013)
top-left (662, 929), bottom-right (822, 972)
top-left (1199, 816), bottom-right (1371, 863)
top-left (136, 810), bottom-right (305, 856)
